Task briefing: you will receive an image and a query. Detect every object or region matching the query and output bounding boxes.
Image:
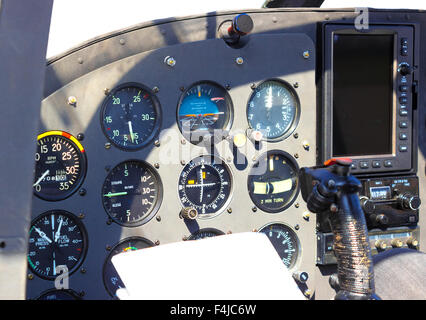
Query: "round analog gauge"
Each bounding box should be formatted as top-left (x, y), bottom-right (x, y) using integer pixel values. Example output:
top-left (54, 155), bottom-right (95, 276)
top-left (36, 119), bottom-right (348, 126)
top-left (33, 131), bottom-right (87, 201)
top-left (101, 83), bottom-right (161, 150)
top-left (103, 237), bottom-right (154, 298)
top-left (178, 155), bottom-right (232, 218)
top-left (188, 228), bottom-right (225, 240)
top-left (247, 79), bottom-right (300, 141)
top-left (102, 160), bottom-right (163, 227)
top-left (27, 210), bottom-right (88, 280)
top-left (248, 150), bottom-right (299, 213)
top-left (177, 81), bottom-right (233, 143)
top-left (259, 223), bottom-right (300, 269)
top-left (36, 289), bottom-right (81, 300)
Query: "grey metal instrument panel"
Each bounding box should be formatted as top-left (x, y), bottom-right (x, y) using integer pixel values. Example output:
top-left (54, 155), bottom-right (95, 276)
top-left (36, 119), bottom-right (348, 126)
top-left (27, 33), bottom-right (317, 299)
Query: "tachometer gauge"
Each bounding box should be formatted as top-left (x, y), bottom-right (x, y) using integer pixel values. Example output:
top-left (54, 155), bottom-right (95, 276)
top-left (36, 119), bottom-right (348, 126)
top-left (103, 237), bottom-right (154, 298)
top-left (177, 81), bottom-right (233, 143)
top-left (259, 223), bottom-right (300, 269)
top-left (178, 155), bottom-right (232, 218)
top-left (102, 160), bottom-right (163, 227)
top-left (34, 131), bottom-right (87, 201)
top-left (27, 210), bottom-right (88, 280)
top-left (101, 83), bottom-right (161, 150)
top-left (248, 150), bottom-right (299, 213)
top-left (188, 228), bottom-right (225, 240)
top-left (247, 79), bottom-right (300, 141)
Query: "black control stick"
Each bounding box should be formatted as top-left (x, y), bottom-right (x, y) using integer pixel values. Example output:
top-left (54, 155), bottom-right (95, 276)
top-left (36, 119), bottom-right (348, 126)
top-left (300, 158), bottom-right (380, 300)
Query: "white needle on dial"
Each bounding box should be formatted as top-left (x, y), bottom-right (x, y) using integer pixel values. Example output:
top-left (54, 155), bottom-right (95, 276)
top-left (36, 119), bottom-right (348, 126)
top-left (34, 227), bottom-right (52, 244)
top-left (54, 216), bottom-right (63, 243)
top-left (33, 170), bottom-right (49, 187)
top-left (128, 121), bottom-right (135, 143)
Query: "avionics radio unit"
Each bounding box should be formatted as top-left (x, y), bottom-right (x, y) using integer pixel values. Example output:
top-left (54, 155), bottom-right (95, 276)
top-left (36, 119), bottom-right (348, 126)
top-left (320, 23), bottom-right (419, 175)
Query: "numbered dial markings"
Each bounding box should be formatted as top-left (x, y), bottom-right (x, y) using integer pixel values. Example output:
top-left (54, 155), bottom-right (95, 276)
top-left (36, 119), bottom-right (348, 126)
top-left (27, 210), bottom-right (88, 280)
top-left (102, 160), bottom-right (162, 227)
top-left (178, 156), bottom-right (232, 218)
top-left (34, 132), bottom-right (87, 201)
top-left (103, 237), bottom-right (154, 298)
top-left (101, 84), bottom-right (161, 150)
top-left (259, 224), bottom-right (300, 269)
top-left (247, 80), bottom-right (300, 140)
top-left (188, 228), bottom-right (225, 240)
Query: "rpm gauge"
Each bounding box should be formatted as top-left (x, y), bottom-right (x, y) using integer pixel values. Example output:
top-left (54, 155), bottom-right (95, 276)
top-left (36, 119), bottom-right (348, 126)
top-left (27, 210), bottom-right (88, 280)
top-left (259, 223), bottom-right (300, 269)
top-left (101, 83), bottom-right (161, 150)
top-left (178, 81), bottom-right (233, 143)
top-left (103, 237), bottom-right (154, 298)
top-left (247, 79), bottom-right (300, 141)
top-left (248, 150), bottom-right (299, 213)
top-left (102, 160), bottom-right (163, 227)
top-left (34, 131), bottom-right (87, 201)
top-left (178, 155), bottom-right (232, 218)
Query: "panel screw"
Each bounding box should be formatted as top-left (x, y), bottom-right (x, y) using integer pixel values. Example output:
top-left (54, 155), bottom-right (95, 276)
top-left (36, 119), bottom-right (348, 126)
top-left (252, 206), bottom-right (257, 212)
top-left (68, 96), bottom-right (77, 106)
top-left (180, 86), bottom-right (185, 92)
top-left (78, 213), bottom-right (85, 219)
top-left (106, 245), bottom-right (111, 251)
top-left (77, 133), bottom-right (84, 141)
top-left (227, 231), bottom-right (232, 234)
top-left (164, 56), bottom-right (176, 67)
top-left (293, 82), bottom-right (299, 88)
top-left (227, 208), bottom-right (232, 214)
top-left (330, 203), bottom-right (339, 213)
top-left (295, 224), bottom-right (300, 230)
top-left (105, 165), bottom-right (111, 172)
top-left (80, 268), bottom-right (86, 274)
top-left (303, 50), bottom-right (310, 59)
top-left (152, 86), bottom-right (159, 93)
top-left (154, 140), bottom-right (160, 147)
top-left (235, 57), bottom-right (244, 65)
top-left (182, 236), bottom-right (188, 241)
top-left (155, 240), bottom-right (160, 245)
top-left (303, 212), bottom-right (310, 221)
top-left (295, 202), bottom-right (300, 208)
top-left (119, 38), bottom-right (126, 45)
top-left (250, 83), bottom-right (256, 90)
top-left (154, 163), bottom-right (160, 169)
top-left (294, 153), bottom-right (299, 159)
top-left (181, 139), bottom-right (186, 145)
top-left (181, 160), bottom-right (186, 166)
top-left (104, 88), bottom-right (110, 95)
top-left (252, 229), bottom-right (258, 232)
top-left (106, 219), bottom-right (113, 225)
top-left (28, 274), bottom-right (34, 280)
top-left (77, 57), bottom-right (83, 64)
top-left (293, 132), bottom-right (299, 139)
top-left (105, 142), bottom-right (111, 149)
top-left (156, 215), bottom-right (161, 222)
top-left (79, 291), bottom-right (85, 297)
top-left (225, 84), bottom-right (231, 90)
top-left (79, 188), bottom-right (86, 196)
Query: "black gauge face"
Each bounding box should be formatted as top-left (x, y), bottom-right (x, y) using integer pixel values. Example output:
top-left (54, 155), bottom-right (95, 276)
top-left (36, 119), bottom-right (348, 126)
top-left (188, 228), bottom-right (225, 240)
top-left (37, 289), bottom-right (81, 300)
top-left (27, 210), bottom-right (88, 280)
top-left (247, 80), bottom-right (300, 141)
top-left (177, 81), bottom-right (233, 143)
top-left (34, 131), bottom-right (87, 201)
top-left (102, 160), bottom-right (162, 227)
top-left (101, 83), bottom-right (161, 150)
top-left (178, 155), bottom-right (232, 218)
top-left (103, 237), bottom-right (154, 298)
top-left (248, 151), bottom-right (299, 213)
top-left (259, 223), bottom-right (300, 269)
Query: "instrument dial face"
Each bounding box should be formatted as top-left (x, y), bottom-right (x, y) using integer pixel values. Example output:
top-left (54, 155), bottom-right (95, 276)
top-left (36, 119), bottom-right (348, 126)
top-left (259, 223), bottom-right (300, 269)
top-left (247, 80), bottom-right (300, 141)
top-left (177, 81), bottom-right (233, 143)
top-left (101, 83), bottom-right (161, 150)
top-left (178, 155), bottom-right (232, 218)
top-left (27, 210), bottom-right (88, 280)
top-left (188, 228), bottom-right (225, 240)
top-left (102, 160), bottom-right (162, 227)
top-left (34, 131), bottom-right (87, 201)
top-left (103, 237), bottom-right (154, 298)
top-left (248, 150), bottom-right (299, 213)
top-left (37, 289), bottom-right (81, 300)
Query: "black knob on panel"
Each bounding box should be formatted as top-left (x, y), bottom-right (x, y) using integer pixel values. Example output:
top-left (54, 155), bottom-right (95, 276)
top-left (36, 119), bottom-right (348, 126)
top-left (231, 13), bottom-right (254, 36)
top-left (398, 63), bottom-right (413, 76)
top-left (398, 193), bottom-right (421, 210)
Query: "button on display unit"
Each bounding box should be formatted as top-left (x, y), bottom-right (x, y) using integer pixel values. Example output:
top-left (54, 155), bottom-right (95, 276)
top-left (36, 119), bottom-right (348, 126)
top-left (321, 24), bottom-right (418, 174)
